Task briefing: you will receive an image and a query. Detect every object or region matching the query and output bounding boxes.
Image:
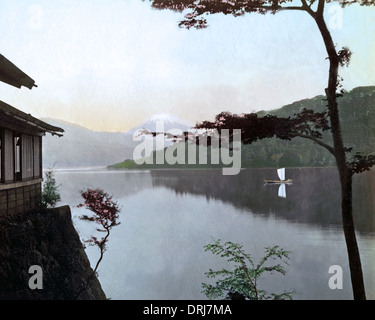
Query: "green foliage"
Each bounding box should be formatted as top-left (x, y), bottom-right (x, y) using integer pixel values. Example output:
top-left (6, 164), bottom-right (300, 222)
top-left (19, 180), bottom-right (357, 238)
top-left (202, 239), bottom-right (295, 300)
top-left (41, 170), bottom-right (61, 208)
top-left (271, 153), bottom-right (284, 167)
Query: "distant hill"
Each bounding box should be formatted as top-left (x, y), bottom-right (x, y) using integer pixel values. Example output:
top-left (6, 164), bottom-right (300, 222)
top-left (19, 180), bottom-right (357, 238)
top-left (42, 113), bottom-right (193, 169)
top-left (110, 86), bottom-right (375, 170)
top-left (42, 118), bottom-right (134, 169)
top-left (240, 86), bottom-right (375, 168)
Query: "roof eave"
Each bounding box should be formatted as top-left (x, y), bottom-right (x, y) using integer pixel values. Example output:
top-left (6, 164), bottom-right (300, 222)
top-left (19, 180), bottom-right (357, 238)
top-left (0, 100), bottom-right (64, 136)
top-left (0, 54), bottom-right (37, 90)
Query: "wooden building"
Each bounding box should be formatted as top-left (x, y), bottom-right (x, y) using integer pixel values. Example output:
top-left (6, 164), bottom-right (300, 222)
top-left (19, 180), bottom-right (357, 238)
top-left (0, 54), bottom-right (64, 214)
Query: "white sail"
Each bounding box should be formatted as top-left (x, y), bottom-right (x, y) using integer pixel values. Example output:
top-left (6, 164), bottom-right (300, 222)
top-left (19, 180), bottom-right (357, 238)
top-left (277, 168), bottom-right (285, 181)
top-left (278, 184), bottom-right (286, 198)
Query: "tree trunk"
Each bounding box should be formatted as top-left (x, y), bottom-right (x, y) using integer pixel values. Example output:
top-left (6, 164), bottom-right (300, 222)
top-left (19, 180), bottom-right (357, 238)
top-left (340, 171), bottom-right (366, 299)
top-left (313, 13), bottom-right (366, 300)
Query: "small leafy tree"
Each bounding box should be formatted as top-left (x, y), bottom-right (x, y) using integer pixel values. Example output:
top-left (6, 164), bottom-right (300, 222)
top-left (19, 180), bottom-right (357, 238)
top-left (202, 239), bottom-right (295, 300)
top-left (41, 170), bottom-right (61, 208)
top-left (75, 188), bottom-right (121, 299)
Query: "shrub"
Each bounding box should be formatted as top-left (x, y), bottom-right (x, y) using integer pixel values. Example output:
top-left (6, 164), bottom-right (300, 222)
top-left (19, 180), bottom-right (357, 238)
top-left (202, 239), bottom-right (295, 300)
top-left (41, 170), bottom-right (61, 208)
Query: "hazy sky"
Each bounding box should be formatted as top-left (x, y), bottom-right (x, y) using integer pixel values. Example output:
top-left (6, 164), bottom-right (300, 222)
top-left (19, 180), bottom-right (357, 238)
top-left (0, 0), bottom-right (374, 132)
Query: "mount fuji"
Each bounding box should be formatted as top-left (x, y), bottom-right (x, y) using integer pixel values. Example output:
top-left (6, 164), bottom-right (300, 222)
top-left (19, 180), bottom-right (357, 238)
top-left (125, 113), bottom-right (193, 136)
top-left (123, 113), bottom-right (195, 158)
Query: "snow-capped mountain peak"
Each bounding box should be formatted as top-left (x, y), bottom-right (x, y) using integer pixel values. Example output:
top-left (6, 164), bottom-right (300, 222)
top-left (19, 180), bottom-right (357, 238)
top-left (126, 113), bottom-right (193, 135)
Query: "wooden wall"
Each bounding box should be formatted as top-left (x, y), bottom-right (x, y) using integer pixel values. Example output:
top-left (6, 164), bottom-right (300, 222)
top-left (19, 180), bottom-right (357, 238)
top-left (22, 134), bottom-right (34, 180)
top-left (33, 136), bottom-right (41, 178)
top-left (1, 129), bottom-right (42, 183)
top-left (3, 129), bottom-right (14, 183)
top-left (1, 127), bottom-right (43, 214)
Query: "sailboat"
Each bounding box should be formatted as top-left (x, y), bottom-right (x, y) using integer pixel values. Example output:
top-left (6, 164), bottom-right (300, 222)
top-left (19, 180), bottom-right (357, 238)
top-left (264, 168), bottom-right (292, 199)
top-left (264, 168), bottom-right (292, 184)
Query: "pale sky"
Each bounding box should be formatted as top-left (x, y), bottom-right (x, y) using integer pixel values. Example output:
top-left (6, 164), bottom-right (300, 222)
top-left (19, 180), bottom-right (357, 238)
top-left (0, 0), bottom-right (374, 132)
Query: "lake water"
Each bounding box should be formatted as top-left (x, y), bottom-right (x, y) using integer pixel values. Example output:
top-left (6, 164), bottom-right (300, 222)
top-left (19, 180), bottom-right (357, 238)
top-left (53, 167), bottom-right (375, 300)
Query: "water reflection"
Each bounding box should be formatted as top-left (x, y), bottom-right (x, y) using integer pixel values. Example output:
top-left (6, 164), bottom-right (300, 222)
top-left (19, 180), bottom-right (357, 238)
top-left (54, 167), bottom-right (375, 300)
top-left (150, 168), bottom-right (375, 234)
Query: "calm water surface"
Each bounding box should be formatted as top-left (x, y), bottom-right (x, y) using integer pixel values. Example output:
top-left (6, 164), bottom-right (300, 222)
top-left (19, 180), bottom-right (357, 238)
top-left (54, 167), bottom-right (375, 300)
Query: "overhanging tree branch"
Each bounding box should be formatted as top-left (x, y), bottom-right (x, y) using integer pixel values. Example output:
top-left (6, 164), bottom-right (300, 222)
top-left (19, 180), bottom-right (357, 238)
top-left (293, 133), bottom-right (335, 155)
top-left (348, 153), bottom-right (375, 176)
top-left (258, 5), bottom-right (306, 11)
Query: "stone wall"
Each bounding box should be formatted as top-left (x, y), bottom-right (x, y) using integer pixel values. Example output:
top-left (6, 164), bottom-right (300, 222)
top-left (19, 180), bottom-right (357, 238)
top-left (0, 205), bottom-right (107, 300)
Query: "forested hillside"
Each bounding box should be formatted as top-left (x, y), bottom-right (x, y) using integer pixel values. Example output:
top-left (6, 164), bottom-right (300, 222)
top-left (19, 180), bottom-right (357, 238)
top-left (110, 86), bottom-right (375, 169)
